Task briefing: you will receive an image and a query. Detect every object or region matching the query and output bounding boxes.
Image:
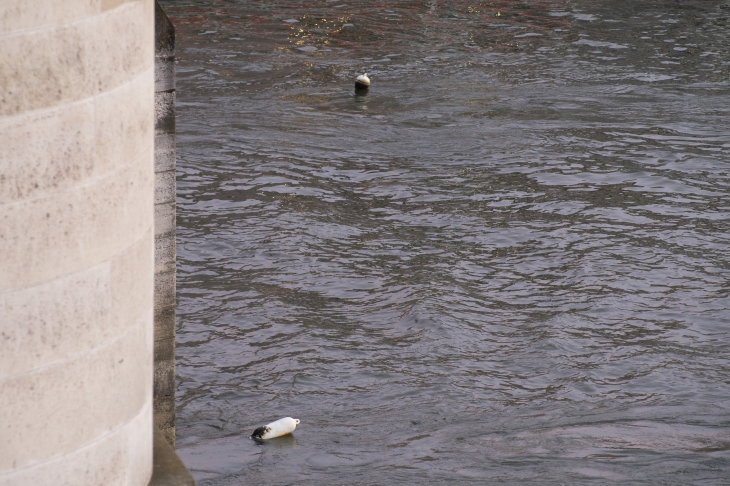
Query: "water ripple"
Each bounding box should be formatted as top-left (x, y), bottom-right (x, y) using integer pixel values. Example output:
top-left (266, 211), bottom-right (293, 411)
top-left (167, 0), bottom-right (730, 483)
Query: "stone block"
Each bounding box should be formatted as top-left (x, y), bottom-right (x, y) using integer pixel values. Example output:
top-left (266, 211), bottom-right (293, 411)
top-left (154, 337), bottom-right (175, 364)
top-left (0, 0), bottom-right (97, 33)
top-left (154, 2), bottom-right (175, 59)
top-left (0, 315), bottom-right (152, 470)
top-left (94, 68), bottom-right (155, 173)
top-left (0, 149), bottom-right (154, 292)
top-left (101, 0), bottom-right (136, 11)
top-left (0, 2), bottom-right (150, 116)
top-left (124, 402), bottom-right (155, 486)
top-left (88, 1), bottom-right (152, 98)
top-left (157, 426), bottom-right (177, 452)
top-left (149, 426), bottom-right (198, 485)
top-left (153, 397), bottom-right (176, 440)
top-left (155, 232), bottom-right (176, 275)
top-left (154, 372), bottom-right (175, 415)
top-left (0, 69), bottom-right (153, 205)
top-left (0, 0), bottom-right (157, 483)
top-left (155, 58), bottom-right (175, 92)
top-left (154, 201), bottom-right (176, 237)
top-left (154, 307), bottom-right (176, 342)
top-left (155, 132), bottom-right (176, 172)
top-left (0, 20), bottom-right (88, 116)
top-left (154, 268), bottom-right (176, 311)
top-left (154, 90), bottom-right (176, 132)
top-left (0, 99), bottom-right (96, 204)
top-left (0, 261), bottom-right (111, 376)
top-left (111, 229), bottom-right (155, 329)
top-left (0, 234), bottom-right (153, 377)
top-left (0, 401), bottom-right (152, 486)
top-left (155, 170), bottom-right (176, 205)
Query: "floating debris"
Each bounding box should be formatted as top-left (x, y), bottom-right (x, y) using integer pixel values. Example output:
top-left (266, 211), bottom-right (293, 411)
top-left (355, 73), bottom-right (370, 91)
top-left (252, 417), bottom-right (300, 440)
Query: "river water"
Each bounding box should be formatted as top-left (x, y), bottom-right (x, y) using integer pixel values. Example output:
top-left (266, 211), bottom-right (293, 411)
top-left (161, 0), bottom-right (730, 483)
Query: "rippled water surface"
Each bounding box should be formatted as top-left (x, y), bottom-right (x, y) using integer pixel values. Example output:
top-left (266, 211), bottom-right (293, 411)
top-left (162, 0), bottom-right (730, 483)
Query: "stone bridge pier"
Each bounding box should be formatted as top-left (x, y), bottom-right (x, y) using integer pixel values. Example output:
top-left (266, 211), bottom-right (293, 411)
top-left (1, 1), bottom-right (191, 484)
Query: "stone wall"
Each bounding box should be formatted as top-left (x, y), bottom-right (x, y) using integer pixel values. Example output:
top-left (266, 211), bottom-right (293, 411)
top-left (0, 1), bottom-right (156, 484)
top-left (153, 1), bottom-right (177, 447)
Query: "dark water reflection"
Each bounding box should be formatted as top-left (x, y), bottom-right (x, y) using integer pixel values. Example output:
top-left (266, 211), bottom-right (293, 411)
top-left (163, 0), bottom-right (730, 483)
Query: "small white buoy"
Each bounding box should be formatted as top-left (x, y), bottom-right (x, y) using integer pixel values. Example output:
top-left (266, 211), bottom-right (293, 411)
top-left (252, 417), bottom-right (300, 440)
top-left (355, 73), bottom-right (370, 90)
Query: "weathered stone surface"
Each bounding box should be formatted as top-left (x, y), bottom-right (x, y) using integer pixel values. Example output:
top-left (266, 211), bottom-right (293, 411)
top-left (0, 316), bottom-right (152, 470)
top-left (155, 132), bottom-right (177, 172)
top-left (153, 396), bottom-right (177, 440)
top-left (0, 99), bottom-right (95, 204)
top-left (148, 428), bottom-right (196, 486)
top-left (155, 170), bottom-right (177, 205)
top-left (0, 69), bottom-right (154, 204)
top-left (155, 269), bottom-right (176, 310)
top-left (155, 90), bottom-right (176, 131)
top-left (0, 1), bottom-right (151, 116)
top-left (0, 402), bottom-right (153, 486)
top-left (155, 230), bottom-right (177, 274)
top-left (153, 0), bottom-right (177, 450)
top-left (0, 0), bottom-right (155, 483)
top-left (155, 337), bottom-right (176, 364)
top-left (95, 70), bottom-right (156, 170)
top-left (154, 306), bottom-right (177, 341)
top-left (155, 2), bottom-right (175, 60)
top-left (0, 0), bottom-right (96, 32)
top-left (155, 59), bottom-right (175, 92)
top-left (102, 0), bottom-right (134, 12)
top-left (0, 233), bottom-right (152, 376)
top-left (155, 201), bottom-right (177, 237)
top-left (0, 149), bottom-right (154, 292)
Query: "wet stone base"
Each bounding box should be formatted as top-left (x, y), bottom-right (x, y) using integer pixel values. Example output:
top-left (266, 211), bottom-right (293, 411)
top-left (149, 427), bottom-right (197, 486)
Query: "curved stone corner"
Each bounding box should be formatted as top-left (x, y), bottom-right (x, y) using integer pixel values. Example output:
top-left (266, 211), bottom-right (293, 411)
top-left (0, 0), bottom-right (155, 484)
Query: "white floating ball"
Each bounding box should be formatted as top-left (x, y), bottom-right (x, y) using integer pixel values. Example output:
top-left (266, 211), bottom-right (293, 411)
top-left (252, 417), bottom-right (300, 440)
top-left (355, 73), bottom-right (370, 90)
